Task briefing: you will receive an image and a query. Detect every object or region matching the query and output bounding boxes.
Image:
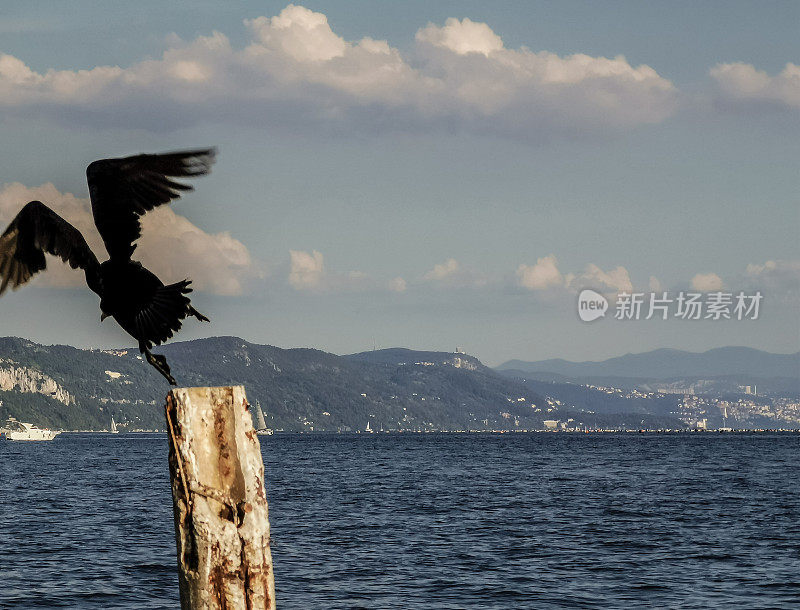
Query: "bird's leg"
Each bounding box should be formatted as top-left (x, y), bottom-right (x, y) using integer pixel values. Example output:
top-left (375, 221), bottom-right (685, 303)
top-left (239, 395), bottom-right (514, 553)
top-left (140, 342), bottom-right (177, 386)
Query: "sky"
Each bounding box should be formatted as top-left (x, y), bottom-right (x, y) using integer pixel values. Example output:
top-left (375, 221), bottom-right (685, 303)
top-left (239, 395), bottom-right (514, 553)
top-left (0, 1), bottom-right (798, 365)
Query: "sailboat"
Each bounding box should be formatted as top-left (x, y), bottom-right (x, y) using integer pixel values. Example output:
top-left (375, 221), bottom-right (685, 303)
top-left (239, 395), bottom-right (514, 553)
top-left (719, 406), bottom-right (732, 432)
top-left (254, 401), bottom-right (274, 435)
top-left (365, 421), bottom-right (373, 433)
top-left (110, 416), bottom-right (119, 434)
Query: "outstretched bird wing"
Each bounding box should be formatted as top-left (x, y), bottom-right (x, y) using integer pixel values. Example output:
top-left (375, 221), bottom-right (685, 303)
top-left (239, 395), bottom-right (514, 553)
top-left (0, 200), bottom-right (101, 296)
top-left (86, 148), bottom-right (216, 260)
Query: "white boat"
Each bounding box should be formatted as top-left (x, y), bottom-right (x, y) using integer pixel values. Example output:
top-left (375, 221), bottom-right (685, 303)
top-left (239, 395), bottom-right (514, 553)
top-left (4, 420), bottom-right (60, 441)
top-left (365, 421), bottom-right (374, 433)
top-left (110, 416), bottom-right (119, 434)
top-left (254, 401), bottom-right (274, 435)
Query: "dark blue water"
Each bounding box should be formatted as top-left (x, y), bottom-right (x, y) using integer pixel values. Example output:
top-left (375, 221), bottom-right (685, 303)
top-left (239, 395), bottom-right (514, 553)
top-left (1, 433), bottom-right (799, 609)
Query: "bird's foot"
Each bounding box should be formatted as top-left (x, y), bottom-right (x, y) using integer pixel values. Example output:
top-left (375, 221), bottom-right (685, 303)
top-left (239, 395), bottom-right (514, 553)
top-left (154, 355), bottom-right (177, 386)
top-left (143, 348), bottom-right (177, 385)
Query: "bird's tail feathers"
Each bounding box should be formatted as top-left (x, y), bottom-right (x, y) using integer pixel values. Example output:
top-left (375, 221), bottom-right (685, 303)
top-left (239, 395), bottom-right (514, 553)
top-left (189, 306), bottom-right (210, 323)
top-left (136, 281), bottom-right (194, 348)
top-left (135, 280), bottom-right (210, 348)
top-left (169, 279), bottom-right (209, 322)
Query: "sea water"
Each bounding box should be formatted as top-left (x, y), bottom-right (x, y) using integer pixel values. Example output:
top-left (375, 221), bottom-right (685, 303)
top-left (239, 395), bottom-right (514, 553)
top-left (1, 433), bottom-right (799, 608)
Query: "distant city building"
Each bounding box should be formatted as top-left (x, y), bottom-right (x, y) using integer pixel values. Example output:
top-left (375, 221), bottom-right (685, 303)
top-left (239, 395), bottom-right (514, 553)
top-left (543, 420), bottom-right (559, 430)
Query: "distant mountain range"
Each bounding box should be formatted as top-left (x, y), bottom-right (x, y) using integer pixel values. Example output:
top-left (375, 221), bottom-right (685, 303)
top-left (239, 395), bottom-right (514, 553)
top-left (1, 338), bottom-right (796, 432)
top-left (497, 347), bottom-right (800, 380)
top-left (0, 337), bottom-right (557, 432)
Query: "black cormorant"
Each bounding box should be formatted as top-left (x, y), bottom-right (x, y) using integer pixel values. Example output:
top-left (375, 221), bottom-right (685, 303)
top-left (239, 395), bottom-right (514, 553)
top-left (0, 149), bottom-right (217, 385)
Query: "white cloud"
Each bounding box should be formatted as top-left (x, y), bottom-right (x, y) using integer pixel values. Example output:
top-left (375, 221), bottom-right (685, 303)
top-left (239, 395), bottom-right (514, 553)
top-left (416, 17), bottom-right (504, 57)
top-left (288, 249), bottom-right (325, 290)
top-left (0, 182), bottom-right (257, 295)
top-left (246, 5), bottom-right (347, 62)
top-left (425, 258), bottom-right (460, 281)
top-left (515, 255), bottom-right (562, 290)
top-left (516, 255), bottom-right (633, 294)
top-left (287, 249), bottom-right (371, 292)
top-left (388, 276), bottom-right (407, 293)
top-left (0, 5), bottom-right (678, 138)
top-left (710, 62), bottom-right (800, 111)
top-left (746, 260), bottom-right (778, 276)
top-left (568, 263), bottom-right (633, 293)
top-left (648, 276), bottom-right (663, 292)
top-left (691, 272), bottom-right (724, 292)
top-left (423, 258), bottom-right (487, 288)
top-left (744, 259), bottom-right (800, 296)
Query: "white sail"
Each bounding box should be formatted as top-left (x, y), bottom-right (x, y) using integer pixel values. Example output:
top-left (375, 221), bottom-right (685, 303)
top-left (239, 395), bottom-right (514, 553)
top-left (110, 416), bottom-right (119, 434)
top-left (254, 402), bottom-right (273, 435)
top-left (255, 402), bottom-right (267, 430)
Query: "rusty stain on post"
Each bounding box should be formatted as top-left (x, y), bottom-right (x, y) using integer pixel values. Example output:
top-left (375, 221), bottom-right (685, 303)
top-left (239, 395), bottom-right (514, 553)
top-left (165, 386), bottom-right (276, 609)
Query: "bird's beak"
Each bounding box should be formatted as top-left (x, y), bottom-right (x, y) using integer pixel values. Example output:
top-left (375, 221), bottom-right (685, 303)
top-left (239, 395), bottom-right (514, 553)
top-left (101, 313), bottom-right (110, 322)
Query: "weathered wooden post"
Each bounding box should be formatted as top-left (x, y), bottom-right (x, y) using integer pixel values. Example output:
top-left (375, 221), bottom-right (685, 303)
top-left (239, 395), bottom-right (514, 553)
top-left (164, 386), bottom-right (276, 609)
